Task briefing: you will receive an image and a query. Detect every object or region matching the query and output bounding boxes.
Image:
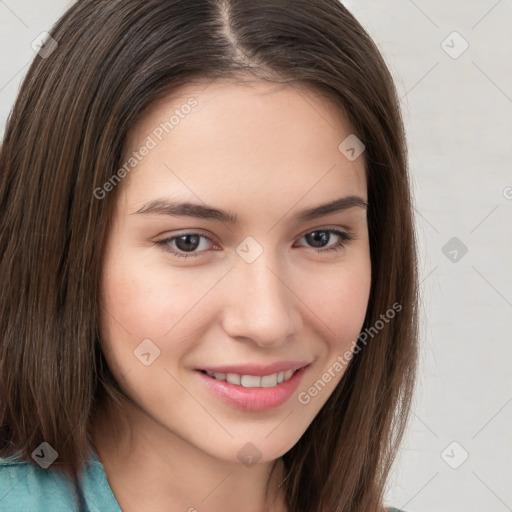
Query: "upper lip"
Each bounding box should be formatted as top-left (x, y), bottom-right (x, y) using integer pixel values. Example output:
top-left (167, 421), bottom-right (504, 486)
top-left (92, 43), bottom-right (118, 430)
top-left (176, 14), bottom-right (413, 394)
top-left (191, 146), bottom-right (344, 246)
top-left (198, 361), bottom-right (311, 376)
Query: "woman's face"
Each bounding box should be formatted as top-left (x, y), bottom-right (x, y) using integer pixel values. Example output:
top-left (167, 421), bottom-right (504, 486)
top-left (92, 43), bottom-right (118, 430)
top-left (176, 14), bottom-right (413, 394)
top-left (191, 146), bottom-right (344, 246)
top-left (99, 79), bottom-right (371, 464)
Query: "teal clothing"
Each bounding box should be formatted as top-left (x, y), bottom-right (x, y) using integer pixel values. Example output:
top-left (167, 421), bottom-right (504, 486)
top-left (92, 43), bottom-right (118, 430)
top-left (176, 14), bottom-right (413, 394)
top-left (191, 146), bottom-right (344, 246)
top-left (0, 444), bottom-right (122, 512)
top-left (0, 445), bottom-right (406, 511)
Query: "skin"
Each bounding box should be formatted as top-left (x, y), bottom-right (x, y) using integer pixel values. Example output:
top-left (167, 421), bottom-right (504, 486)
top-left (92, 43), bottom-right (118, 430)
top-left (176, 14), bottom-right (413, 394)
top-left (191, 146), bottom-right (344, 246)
top-left (91, 78), bottom-right (371, 512)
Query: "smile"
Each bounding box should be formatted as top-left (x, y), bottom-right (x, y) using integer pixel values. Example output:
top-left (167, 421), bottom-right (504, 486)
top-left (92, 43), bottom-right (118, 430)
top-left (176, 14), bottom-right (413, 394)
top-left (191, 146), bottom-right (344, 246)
top-left (196, 364), bottom-right (311, 412)
top-left (201, 369), bottom-right (296, 387)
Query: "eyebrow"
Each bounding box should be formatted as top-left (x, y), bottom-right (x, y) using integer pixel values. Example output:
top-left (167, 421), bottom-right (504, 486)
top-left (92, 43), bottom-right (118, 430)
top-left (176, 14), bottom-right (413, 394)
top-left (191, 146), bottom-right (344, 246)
top-left (133, 195), bottom-right (368, 224)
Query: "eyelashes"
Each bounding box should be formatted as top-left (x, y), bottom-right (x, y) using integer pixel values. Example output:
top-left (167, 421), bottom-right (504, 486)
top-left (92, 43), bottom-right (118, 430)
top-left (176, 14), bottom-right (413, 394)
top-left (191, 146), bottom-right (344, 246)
top-left (155, 228), bottom-right (354, 259)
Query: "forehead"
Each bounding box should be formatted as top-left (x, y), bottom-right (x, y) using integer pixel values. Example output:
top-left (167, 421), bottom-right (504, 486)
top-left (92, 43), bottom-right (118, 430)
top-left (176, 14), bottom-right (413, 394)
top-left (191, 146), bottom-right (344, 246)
top-left (120, 79), bottom-right (367, 214)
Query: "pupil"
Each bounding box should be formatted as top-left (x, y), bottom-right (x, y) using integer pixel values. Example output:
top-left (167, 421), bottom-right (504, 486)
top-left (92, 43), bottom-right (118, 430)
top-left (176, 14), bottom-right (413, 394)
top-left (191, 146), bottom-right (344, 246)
top-left (306, 231), bottom-right (328, 248)
top-left (176, 234), bottom-right (200, 252)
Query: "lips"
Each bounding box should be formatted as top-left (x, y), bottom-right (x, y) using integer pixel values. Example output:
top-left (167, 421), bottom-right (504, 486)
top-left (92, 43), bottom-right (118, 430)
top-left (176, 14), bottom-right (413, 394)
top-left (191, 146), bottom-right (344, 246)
top-left (202, 369), bottom-right (296, 387)
top-left (195, 362), bottom-right (311, 412)
top-left (197, 360), bottom-right (310, 376)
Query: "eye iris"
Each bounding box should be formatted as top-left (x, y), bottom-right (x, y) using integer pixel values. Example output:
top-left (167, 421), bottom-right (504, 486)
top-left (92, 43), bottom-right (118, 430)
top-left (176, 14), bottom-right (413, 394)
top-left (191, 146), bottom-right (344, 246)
top-left (306, 231), bottom-right (329, 248)
top-left (175, 234), bottom-right (201, 252)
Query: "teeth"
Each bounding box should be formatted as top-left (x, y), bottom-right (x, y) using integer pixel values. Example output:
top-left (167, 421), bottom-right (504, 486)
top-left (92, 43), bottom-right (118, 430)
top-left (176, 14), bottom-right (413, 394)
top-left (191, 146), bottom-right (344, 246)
top-left (205, 369), bottom-right (297, 387)
top-left (241, 375), bottom-right (261, 388)
top-left (226, 373), bottom-right (240, 385)
top-left (261, 374), bottom-right (278, 387)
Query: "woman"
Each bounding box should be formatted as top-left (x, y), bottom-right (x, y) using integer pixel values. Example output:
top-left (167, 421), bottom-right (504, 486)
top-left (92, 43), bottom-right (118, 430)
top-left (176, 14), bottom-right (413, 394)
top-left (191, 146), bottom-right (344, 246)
top-left (0, 1), bottom-right (418, 511)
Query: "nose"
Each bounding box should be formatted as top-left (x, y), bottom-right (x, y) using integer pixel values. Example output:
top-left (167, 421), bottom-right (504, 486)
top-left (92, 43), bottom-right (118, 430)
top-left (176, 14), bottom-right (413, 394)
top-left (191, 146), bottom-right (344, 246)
top-left (220, 253), bottom-right (302, 348)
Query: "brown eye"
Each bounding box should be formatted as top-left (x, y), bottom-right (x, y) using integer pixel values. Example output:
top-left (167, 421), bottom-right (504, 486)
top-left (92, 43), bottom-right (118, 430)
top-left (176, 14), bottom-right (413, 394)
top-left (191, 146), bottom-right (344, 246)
top-left (155, 233), bottom-right (214, 258)
top-left (296, 229), bottom-right (353, 253)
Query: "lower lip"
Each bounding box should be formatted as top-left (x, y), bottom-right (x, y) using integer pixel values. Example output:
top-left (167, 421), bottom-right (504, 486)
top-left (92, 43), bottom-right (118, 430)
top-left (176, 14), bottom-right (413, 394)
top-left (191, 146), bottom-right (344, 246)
top-left (195, 366), bottom-right (308, 412)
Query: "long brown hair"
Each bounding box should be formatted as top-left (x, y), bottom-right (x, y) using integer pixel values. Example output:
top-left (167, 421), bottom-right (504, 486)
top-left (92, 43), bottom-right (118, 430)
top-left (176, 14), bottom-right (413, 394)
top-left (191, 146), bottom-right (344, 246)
top-left (0, 1), bottom-right (418, 510)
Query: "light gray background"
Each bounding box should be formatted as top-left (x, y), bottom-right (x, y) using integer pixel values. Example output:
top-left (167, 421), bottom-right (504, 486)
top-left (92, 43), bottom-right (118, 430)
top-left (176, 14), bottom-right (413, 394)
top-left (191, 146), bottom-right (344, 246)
top-left (1, 1), bottom-right (511, 511)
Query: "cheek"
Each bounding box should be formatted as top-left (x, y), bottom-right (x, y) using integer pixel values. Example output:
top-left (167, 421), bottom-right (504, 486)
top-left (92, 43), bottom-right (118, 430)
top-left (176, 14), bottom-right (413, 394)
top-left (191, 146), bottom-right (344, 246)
top-left (101, 253), bottom-right (192, 334)
top-left (304, 254), bottom-right (371, 349)
top-left (293, 257), bottom-right (370, 412)
top-left (99, 252), bottom-right (225, 367)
